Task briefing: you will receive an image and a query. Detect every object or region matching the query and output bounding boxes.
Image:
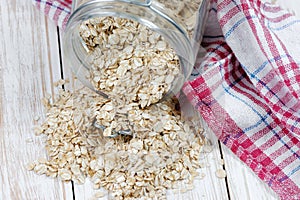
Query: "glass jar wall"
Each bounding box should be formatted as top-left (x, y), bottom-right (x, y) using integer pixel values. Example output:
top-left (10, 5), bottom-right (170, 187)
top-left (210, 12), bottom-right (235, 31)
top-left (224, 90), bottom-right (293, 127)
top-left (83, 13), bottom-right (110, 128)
top-left (63, 0), bottom-right (209, 100)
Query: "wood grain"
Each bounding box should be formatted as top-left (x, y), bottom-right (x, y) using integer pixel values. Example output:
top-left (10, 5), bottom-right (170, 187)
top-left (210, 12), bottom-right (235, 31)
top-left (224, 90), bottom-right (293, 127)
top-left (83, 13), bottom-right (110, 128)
top-left (0, 1), bottom-right (72, 199)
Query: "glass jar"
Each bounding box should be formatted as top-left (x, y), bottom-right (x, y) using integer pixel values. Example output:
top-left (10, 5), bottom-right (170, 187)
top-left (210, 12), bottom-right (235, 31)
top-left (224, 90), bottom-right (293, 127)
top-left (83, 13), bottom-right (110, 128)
top-left (63, 0), bottom-right (209, 100)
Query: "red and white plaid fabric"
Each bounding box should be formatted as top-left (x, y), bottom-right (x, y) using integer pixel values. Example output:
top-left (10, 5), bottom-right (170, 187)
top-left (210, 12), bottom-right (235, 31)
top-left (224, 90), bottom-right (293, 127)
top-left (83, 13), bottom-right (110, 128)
top-left (33, 0), bottom-right (71, 29)
top-left (33, 0), bottom-right (300, 199)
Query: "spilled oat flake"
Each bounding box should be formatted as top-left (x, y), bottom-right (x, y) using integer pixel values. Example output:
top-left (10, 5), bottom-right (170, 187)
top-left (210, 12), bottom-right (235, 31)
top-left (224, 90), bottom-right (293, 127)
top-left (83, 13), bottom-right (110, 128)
top-left (28, 81), bottom-right (207, 199)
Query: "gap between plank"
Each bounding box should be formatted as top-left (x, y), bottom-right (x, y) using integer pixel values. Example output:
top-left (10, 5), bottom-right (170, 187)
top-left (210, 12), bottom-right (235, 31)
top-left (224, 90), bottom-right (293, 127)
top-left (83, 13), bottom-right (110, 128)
top-left (57, 26), bottom-right (76, 200)
top-left (71, 182), bottom-right (76, 200)
top-left (218, 141), bottom-right (231, 200)
top-left (57, 27), bottom-right (65, 90)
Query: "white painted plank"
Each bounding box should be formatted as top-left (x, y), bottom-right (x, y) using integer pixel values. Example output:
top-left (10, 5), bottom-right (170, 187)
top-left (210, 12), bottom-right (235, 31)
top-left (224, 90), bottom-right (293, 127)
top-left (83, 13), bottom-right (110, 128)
top-left (58, 29), bottom-right (78, 92)
top-left (221, 145), bottom-right (279, 200)
top-left (58, 30), bottom-right (231, 198)
top-left (0, 1), bottom-right (73, 199)
top-left (58, 30), bottom-right (230, 197)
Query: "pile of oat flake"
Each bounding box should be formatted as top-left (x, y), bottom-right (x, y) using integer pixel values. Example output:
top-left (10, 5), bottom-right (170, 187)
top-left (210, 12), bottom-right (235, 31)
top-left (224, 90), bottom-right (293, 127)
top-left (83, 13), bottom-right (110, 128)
top-left (28, 83), bottom-right (205, 199)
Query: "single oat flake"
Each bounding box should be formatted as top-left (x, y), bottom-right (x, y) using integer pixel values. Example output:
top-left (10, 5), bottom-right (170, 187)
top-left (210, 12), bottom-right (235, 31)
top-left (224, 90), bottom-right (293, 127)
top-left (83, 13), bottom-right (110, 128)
top-left (216, 169), bottom-right (227, 179)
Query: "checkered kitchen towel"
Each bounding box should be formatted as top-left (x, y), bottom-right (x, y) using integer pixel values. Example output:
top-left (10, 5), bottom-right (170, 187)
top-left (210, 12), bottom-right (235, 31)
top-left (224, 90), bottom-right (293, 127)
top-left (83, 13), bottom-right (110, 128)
top-left (33, 0), bottom-right (300, 199)
top-left (33, 0), bottom-right (71, 29)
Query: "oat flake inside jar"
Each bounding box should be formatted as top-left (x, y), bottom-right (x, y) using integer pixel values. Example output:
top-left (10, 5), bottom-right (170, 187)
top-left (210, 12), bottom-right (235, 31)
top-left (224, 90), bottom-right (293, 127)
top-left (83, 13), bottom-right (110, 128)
top-left (63, 0), bottom-right (209, 106)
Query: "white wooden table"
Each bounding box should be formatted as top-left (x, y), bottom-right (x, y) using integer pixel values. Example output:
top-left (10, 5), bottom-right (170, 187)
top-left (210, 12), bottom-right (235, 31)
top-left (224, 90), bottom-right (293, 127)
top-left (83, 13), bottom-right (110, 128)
top-left (1, 1), bottom-right (298, 199)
